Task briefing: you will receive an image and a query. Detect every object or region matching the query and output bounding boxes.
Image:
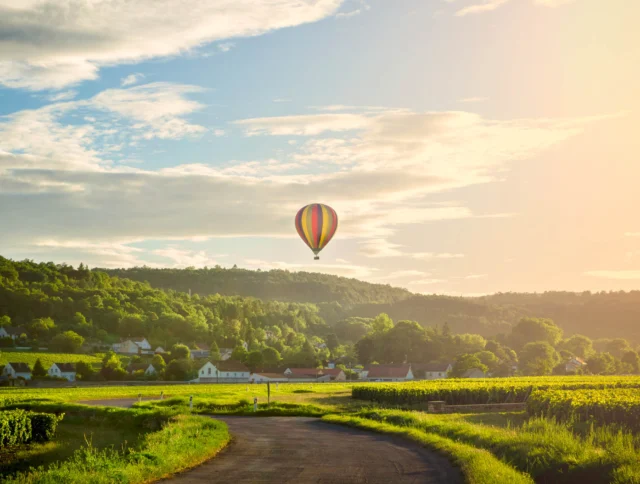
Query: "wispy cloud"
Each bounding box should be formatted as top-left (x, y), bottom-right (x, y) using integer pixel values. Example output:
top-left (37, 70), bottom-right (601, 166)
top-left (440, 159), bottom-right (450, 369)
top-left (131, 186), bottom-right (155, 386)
top-left (0, 0), bottom-right (345, 90)
top-left (456, 0), bottom-right (510, 16)
top-left (46, 90), bottom-right (78, 102)
top-left (121, 73), bottom-right (145, 87)
top-left (336, 0), bottom-right (370, 18)
top-left (585, 270), bottom-right (640, 280)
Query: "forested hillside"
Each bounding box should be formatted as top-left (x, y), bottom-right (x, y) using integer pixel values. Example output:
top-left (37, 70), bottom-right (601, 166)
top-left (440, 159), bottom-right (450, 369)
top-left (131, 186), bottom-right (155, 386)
top-left (102, 267), bottom-right (411, 306)
top-left (104, 266), bottom-right (640, 342)
top-left (0, 257), bottom-right (334, 365)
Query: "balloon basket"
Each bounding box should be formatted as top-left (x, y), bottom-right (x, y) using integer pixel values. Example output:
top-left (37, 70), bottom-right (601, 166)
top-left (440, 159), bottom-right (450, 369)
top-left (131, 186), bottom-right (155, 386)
top-left (314, 256), bottom-right (320, 260)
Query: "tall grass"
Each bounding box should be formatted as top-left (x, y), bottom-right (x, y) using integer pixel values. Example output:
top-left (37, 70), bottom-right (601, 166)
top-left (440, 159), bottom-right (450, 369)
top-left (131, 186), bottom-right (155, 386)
top-left (352, 409), bottom-right (640, 483)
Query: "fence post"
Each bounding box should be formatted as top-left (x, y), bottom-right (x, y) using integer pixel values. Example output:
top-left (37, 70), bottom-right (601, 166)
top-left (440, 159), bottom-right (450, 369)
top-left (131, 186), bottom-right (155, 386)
top-left (160, 391), bottom-right (164, 400)
top-left (267, 381), bottom-right (271, 404)
top-left (189, 395), bottom-right (193, 411)
top-left (253, 397), bottom-right (258, 412)
top-left (138, 393), bottom-right (141, 403)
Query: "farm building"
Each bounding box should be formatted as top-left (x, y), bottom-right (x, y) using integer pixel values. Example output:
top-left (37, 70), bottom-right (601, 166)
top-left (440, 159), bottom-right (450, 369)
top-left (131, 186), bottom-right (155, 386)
top-left (0, 326), bottom-right (26, 340)
top-left (196, 360), bottom-right (250, 383)
top-left (365, 364), bottom-right (414, 382)
top-left (2, 362), bottom-right (32, 380)
top-left (413, 362), bottom-right (452, 380)
top-left (126, 363), bottom-right (158, 376)
top-left (565, 357), bottom-right (587, 373)
top-left (462, 368), bottom-right (486, 378)
top-left (249, 372), bottom-right (289, 383)
top-left (48, 363), bottom-right (77, 381)
top-left (155, 346), bottom-right (166, 354)
top-left (112, 337), bottom-right (152, 354)
top-left (190, 343), bottom-right (210, 359)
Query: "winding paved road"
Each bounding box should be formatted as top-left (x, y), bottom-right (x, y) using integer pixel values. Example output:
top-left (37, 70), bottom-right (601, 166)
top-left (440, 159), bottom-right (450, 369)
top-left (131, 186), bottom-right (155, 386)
top-left (84, 399), bottom-right (462, 484)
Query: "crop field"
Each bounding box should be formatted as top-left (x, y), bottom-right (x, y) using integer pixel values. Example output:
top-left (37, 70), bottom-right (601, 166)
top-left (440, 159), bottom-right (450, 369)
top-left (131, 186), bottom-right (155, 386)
top-left (0, 352), bottom-right (111, 368)
top-left (527, 387), bottom-right (640, 429)
top-left (352, 375), bottom-right (640, 406)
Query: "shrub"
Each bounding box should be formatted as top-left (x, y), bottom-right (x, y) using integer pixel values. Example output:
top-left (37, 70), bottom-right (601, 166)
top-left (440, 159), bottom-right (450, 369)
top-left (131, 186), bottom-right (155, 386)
top-left (28, 412), bottom-right (64, 442)
top-left (0, 410), bottom-right (31, 447)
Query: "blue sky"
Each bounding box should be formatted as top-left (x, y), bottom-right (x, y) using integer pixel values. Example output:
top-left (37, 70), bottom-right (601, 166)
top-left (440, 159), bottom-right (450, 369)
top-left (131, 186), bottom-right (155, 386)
top-left (0, 0), bottom-right (638, 294)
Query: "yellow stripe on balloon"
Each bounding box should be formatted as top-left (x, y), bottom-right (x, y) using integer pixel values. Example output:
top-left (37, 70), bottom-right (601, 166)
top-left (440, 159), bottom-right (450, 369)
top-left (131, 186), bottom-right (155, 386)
top-left (300, 205), bottom-right (313, 247)
top-left (319, 204), bottom-right (330, 248)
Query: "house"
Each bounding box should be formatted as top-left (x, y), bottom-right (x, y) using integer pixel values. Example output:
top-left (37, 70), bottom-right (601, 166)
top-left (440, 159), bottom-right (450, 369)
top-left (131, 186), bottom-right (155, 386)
top-left (366, 364), bottom-right (413, 382)
top-left (196, 360), bottom-right (250, 383)
top-left (249, 372), bottom-right (289, 383)
top-left (190, 343), bottom-right (210, 360)
top-left (565, 357), bottom-right (587, 373)
top-left (413, 362), bottom-right (452, 380)
top-left (461, 368), bottom-right (486, 378)
top-left (126, 363), bottom-right (157, 376)
top-left (112, 337), bottom-right (151, 354)
top-left (217, 360), bottom-right (250, 380)
top-left (318, 368), bottom-right (346, 381)
top-left (283, 367), bottom-right (345, 382)
top-left (48, 363), bottom-right (77, 381)
top-left (155, 347), bottom-right (166, 354)
top-left (2, 362), bottom-right (32, 380)
top-left (0, 326), bottom-right (26, 340)
top-left (219, 348), bottom-right (233, 361)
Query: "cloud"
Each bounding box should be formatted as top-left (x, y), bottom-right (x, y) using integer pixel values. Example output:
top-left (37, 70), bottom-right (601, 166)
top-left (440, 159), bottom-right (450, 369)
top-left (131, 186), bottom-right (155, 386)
top-left (336, 0), bottom-right (370, 18)
top-left (273, 98), bottom-right (292, 103)
top-left (152, 247), bottom-right (226, 268)
top-left (0, 0), bottom-right (345, 90)
top-left (121, 73), bottom-right (145, 87)
top-left (92, 82), bottom-right (207, 139)
top-left (218, 43), bottom-right (235, 52)
top-left (585, 270), bottom-right (640, 280)
top-left (383, 270), bottom-right (430, 280)
top-left (243, 258), bottom-right (377, 279)
top-left (0, 102), bottom-right (606, 264)
top-left (46, 90), bottom-right (78, 102)
top-left (458, 97), bottom-right (488, 103)
top-left (454, 0), bottom-right (577, 16)
top-left (463, 274), bottom-right (488, 279)
top-left (456, 0), bottom-right (510, 16)
top-left (625, 232), bottom-right (640, 237)
top-left (235, 113), bottom-right (373, 136)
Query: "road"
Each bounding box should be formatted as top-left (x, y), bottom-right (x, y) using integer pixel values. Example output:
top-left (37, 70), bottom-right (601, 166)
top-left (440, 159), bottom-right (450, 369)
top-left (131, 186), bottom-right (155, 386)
top-left (83, 399), bottom-right (462, 484)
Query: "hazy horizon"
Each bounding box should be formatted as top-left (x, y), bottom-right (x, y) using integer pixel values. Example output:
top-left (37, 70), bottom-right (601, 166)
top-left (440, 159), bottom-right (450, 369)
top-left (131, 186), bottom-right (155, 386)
top-left (1, 0), bottom-right (638, 295)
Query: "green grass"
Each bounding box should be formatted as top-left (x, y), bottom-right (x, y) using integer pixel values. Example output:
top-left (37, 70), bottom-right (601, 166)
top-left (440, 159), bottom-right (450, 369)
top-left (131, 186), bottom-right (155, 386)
top-left (0, 352), bottom-right (106, 368)
top-left (0, 402), bottom-right (230, 483)
top-left (323, 414), bottom-right (533, 484)
top-left (351, 408), bottom-right (640, 483)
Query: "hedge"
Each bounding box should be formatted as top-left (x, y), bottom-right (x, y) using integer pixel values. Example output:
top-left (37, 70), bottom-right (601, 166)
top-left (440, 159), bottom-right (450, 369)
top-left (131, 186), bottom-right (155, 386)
top-left (0, 410), bottom-right (63, 448)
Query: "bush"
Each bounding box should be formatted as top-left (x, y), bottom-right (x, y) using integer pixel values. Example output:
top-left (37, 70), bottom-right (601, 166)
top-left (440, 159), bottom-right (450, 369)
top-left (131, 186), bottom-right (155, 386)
top-left (0, 410), bottom-right (31, 447)
top-left (28, 412), bottom-right (64, 442)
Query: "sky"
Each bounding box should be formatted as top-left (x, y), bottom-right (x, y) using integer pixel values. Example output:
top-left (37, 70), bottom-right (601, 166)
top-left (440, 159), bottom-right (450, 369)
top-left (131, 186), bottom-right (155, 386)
top-left (0, 0), bottom-right (639, 295)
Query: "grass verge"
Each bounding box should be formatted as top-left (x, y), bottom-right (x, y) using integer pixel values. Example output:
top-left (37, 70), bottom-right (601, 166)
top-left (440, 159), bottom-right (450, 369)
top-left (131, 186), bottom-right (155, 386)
top-left (323, 414), bottom-right (533, 484)
top-left (1, 402), bottom-right (230, 483)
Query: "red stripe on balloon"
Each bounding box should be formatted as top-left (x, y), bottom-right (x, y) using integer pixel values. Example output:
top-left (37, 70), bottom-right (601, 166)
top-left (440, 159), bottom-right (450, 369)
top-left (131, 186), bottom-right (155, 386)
top-left (311, 204), bottom-right (319, 248)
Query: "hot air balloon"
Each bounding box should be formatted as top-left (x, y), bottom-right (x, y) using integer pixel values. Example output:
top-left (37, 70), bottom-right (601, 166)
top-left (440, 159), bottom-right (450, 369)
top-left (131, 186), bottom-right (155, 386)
top-left (295, 203), bottom-right (338, 260)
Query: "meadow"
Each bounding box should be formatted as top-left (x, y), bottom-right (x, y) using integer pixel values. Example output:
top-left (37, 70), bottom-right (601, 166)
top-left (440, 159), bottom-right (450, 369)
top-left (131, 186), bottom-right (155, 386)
top-left (4, 377), bottom-right (640, 483)
top-left (0, 352), bottom-right (127, 368)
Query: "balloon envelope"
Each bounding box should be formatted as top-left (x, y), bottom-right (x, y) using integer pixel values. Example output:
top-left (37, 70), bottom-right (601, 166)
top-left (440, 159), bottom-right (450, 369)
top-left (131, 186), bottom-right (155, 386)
top-left (295, 203), bottom-right (338, 260)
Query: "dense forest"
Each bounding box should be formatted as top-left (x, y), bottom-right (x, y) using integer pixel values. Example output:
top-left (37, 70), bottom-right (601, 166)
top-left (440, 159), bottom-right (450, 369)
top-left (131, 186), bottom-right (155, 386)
top-left (102, 266), bottom-right (640, 342)
top-left (2, 256), bottom-right (640, 379)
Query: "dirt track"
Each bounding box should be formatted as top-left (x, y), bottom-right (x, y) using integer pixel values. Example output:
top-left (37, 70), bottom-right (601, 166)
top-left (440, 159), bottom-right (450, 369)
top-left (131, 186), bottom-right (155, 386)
top-left (84, 400), bottom-right (462, 483)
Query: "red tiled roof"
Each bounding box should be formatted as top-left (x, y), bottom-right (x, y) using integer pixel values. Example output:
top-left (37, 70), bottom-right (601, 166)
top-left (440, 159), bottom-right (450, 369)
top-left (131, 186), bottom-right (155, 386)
top-left (319, 368), bottom-right (344, 376)
top-left (367, 365), bottom-right (411, 378)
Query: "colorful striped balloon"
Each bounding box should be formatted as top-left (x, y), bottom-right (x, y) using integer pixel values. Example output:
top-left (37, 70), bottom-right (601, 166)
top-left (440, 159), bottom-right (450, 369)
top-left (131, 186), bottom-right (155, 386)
top-left (295, 203), bottom-right (339, 260)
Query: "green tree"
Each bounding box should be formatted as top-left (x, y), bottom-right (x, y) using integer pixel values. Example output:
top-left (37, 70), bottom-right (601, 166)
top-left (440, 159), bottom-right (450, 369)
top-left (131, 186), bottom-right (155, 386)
top-left (231, 345), bottom-right (248, 362)
top-left (50, 331), bottom-right (84, 353)
top-left (100, 352), bottom-right (126, 380)
top-left (587, 352), bottom-right (617, 375)
top-left (76, 361), bottom-right (95, 380)
top-left (209, 341), bottom-right (221, 362)
top-left (474, 350), bottom-right (499, 373)
top-left (606, 338), bottom-right (631, 359)
top-left (355, 335), bottom-right (377, 365)
top-left (325, 333), bottom-right (339, 352)
top-left (28, 317), bottom-right (56, 340)
top-left (151, 354), bottom-right (167, 373)
top-left (32, 358), bottom-right (47, 378)
top-left (450, 354), bottom-right (488, 378)
top-left (370, 313), bottom-right (393, 334)
top-left (510, 318), bottom-right (563, 349)
top-left (519, 342), bottom-right (559, 376)
top-left (0, 315), bottom-right (11, 327)
top-left (262, 347), bottom-right (282, 367)
top-left (245, 350), bottom-right (264, 372)
top-left (171, 343), bottom-right (191, 360)
top-left (621, 350), bottom-right (640, 373)
top-left (560, 334), bottom-right (594, 359)
top-left (165, 359), bottom-right (192, 381)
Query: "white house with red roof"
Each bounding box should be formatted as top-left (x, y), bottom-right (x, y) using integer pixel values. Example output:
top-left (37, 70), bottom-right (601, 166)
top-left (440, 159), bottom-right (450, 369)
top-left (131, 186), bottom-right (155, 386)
top-left (365, 364), bottom-right (413, 382)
